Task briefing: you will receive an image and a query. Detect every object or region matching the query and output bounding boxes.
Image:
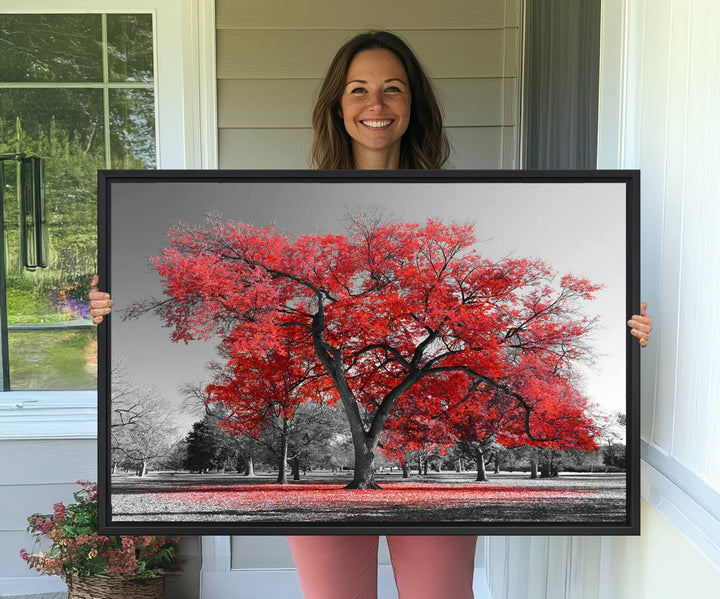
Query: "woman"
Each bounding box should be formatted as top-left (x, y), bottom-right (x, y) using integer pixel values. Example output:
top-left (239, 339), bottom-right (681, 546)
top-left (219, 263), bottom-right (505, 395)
top-left (90, 31), bottom-right (652, 599)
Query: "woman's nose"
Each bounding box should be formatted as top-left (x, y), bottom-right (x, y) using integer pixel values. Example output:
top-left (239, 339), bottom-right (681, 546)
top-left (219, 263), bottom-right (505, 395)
top-left (366, 89), bottom-right (385, 110)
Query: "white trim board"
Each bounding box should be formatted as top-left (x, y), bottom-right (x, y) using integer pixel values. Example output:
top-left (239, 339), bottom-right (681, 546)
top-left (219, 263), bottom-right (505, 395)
top-left (0, 392), bottom-right (96, 440)
top-left (641, 448), bottom-right (720, 568)
top-left (642, 441), bottom-right (720, 523)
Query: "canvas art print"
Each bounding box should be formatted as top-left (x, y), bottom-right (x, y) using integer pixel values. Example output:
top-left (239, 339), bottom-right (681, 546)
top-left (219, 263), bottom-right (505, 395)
top-left (98, 170), bottom-right (640, 535)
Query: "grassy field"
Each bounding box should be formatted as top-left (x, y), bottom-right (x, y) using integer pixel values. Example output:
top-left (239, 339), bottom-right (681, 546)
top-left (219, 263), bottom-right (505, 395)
top-left (111, 471), bottom-right (627, 524)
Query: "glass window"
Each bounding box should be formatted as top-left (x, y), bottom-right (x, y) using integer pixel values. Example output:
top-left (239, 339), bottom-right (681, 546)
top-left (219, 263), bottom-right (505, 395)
top-left (109, 88), bottom-right (156, 169)
top-left (0, 13), bottom-right (156, 390)
top-left (0, 14), bottom-right (103, 83)
top-left (107, 14), bottom-right (154, 83)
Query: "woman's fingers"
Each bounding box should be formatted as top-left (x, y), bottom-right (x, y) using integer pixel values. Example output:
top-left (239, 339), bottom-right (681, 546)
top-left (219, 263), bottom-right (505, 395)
top-left (629, 326), bottom-right (649, 347)
top-left (88, 275), bottom-right (113, 324)
top-left (627, 302), bottom-right (652, 348)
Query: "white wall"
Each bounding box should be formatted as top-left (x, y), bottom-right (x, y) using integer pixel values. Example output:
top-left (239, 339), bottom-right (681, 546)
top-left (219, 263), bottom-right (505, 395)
top-left (486, 0), bottom-right (720, 596)
top-left (608, 0), bottom-right (720, 490)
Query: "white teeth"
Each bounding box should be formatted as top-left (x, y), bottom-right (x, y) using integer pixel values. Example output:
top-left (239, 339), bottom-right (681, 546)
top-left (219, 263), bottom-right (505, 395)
top-left (362, 120), bottom-right (392, 128)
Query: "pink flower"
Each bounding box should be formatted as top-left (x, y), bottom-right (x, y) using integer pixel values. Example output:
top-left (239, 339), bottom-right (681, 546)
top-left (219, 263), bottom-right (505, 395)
top-left (138, 535), bottom-right (156, 547)
top-left (34, 518), bottom-right (54, 535)
top-left (21, 482), bottom-right (181, 581)
top-left (121, 537), bottom-right (135, 550)
top-left (107, 548), bottom-right (137, 576)
top-left (53, 503), bottom-right (66, 521)
top-left (43, 556), bottom-right (64, 576)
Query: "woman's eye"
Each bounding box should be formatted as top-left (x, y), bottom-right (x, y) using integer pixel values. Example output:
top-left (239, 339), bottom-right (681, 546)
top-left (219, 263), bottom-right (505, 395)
top-left (349, 87), bottom-right (367, 94)
top-left (385, 86), bottom-right (402, 93)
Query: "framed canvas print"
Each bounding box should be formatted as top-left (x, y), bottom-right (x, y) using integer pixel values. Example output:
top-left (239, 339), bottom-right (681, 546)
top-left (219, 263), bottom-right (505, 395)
top-left (98, 170), bottom-right (640, 535)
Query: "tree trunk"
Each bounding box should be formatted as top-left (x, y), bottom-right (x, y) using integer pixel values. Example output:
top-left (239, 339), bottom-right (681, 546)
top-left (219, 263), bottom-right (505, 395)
top-left (245, 455), bottom-right (255, 477)
top-left (530, 450), bottom-right (538, 479)
top-left (417, 455), bottom-right (422, 475)
top-left (311, 300), bottom-right (424, 491)
top-left (540, 454), bottom-right (548, 478)
top-left (423, 460), bottom-right (429, 475)
top-left (540, 449), bottom-right (554, 478)
top-left (292, 456), bottom-right (301, 481)
top-left (277, 420), bottom-right (289, 484)
top-left (475, 447), bottom-right (488, 482)
top-left (402, 461), bottom-right (409, 478)
top-left (494, 454), bottom-right (501, 474)
top-left (346, 443), bottom-right (379, 489)
top-left (139, 459), bottom-right (147, 477)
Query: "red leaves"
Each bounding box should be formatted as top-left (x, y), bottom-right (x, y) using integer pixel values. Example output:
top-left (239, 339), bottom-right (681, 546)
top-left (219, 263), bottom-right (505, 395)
top-left (152, 481), bottom-right (592, 513)
top-left (207, 334), bottom-right (325, 436)
top-left (144, 214), bottom-right (603, 462)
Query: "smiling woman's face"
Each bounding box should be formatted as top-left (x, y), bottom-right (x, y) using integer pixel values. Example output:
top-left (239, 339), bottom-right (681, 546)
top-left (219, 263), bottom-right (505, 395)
top-left (340, 48), bottom-right (411, 169)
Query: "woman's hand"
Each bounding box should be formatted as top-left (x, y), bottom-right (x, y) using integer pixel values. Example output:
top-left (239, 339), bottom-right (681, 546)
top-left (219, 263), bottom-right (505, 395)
top-left (89, 274), bottom-right (113, 324)
top-left (627, 301), bottom-right (652, 348)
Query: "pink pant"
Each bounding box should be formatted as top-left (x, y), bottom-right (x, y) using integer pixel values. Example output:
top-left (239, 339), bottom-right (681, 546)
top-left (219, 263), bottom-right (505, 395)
top-left (287, 535), bottom-right (477, 599)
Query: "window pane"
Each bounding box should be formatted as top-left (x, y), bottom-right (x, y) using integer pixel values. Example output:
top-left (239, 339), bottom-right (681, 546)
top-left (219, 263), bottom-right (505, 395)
top-left (1, 88), bottom-right (104, 280)
top-left (8, 328), bottom-right (97, 390)
top-left (0, 14), bottom-right (103, 82)
top-left (1, 89), bottom-right (102, 390)
top-left (107, 14), bottom-right (154, 83)
top-left (0, 89), bottom-right (106, 161)
top-left (110, 89), bottom-right (156, 169)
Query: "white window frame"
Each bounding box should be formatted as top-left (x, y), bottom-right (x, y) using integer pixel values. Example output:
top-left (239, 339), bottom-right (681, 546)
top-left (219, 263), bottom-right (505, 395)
top-left (0, 0), bottom-right (218, 441)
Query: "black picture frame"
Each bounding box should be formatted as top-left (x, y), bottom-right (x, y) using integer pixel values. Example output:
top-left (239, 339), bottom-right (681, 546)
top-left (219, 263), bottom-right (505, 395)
top-left (98, 169), bottom-right (640, 536)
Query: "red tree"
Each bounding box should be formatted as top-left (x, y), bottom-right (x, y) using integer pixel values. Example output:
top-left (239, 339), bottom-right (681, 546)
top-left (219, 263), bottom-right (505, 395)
top-left (126, 213), bottom-right (601, 489)
top-left (381, 357), bottom-right (600, 482)
top-left (205, 334), bottom-right (328, 483)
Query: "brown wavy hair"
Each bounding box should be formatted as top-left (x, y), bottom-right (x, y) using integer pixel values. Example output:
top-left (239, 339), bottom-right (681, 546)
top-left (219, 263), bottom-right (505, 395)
top-left (311, 31), bottom-right (449, 170)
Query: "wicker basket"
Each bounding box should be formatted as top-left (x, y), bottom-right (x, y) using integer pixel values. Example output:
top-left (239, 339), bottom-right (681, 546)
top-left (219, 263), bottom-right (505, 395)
top-left (67, 575), bottom-right (165, 599)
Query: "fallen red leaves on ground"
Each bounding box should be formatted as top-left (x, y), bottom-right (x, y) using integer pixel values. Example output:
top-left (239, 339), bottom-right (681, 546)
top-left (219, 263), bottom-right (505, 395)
top-left (152, 482), bottom-right (590, 511)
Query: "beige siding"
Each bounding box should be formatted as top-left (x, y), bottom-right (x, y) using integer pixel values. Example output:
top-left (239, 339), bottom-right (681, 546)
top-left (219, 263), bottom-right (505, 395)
top-left (217, 1), bottom-right (510, 30)
top-left (217, 0), bottom-right (522, 170)
top-left (219, 126), bottom-right (514, 170)
top-left (219, 128), bottom-right (313, 169)
top-left (218, 29), bottom-right (510, 79)
top-left (219, 78), bottom-right (516, 128)
top-left (445, 127), bottom-right (506, 169)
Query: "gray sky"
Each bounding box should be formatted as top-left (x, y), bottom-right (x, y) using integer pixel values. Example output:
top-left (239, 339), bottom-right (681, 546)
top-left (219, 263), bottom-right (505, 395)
top-left (109, 180), bottom-right (627, 434)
